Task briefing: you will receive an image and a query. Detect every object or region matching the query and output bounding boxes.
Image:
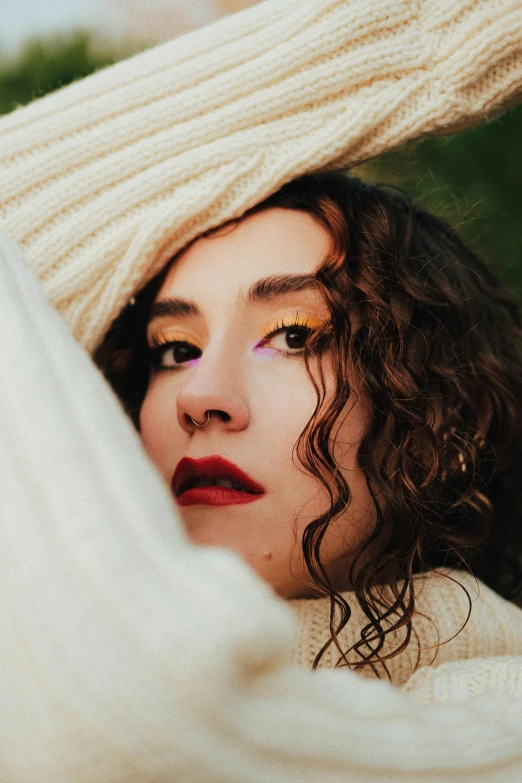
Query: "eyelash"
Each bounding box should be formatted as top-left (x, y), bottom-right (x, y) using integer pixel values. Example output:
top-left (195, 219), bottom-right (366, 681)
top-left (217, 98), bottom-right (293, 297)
top-left (148, 334), bottom-right (200, 372)
top-left (148, 314), bottom-right (319, 372)
top-left (258, 313), bottom-right (316, 350)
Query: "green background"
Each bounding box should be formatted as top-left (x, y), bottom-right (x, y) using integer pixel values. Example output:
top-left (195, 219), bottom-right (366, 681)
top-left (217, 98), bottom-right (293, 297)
top-left (1, 30), bottom-right (520, 296)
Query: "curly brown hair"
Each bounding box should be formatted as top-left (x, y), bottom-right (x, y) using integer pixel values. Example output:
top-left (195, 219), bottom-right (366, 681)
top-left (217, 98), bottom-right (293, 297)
top-left (94, 173), bottom-right (522, 677)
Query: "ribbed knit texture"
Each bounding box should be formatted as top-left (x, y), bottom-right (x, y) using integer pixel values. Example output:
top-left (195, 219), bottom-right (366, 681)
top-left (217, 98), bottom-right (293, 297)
top-left (290, 569), bottom-right (522, 685)
top-left (0, 0), bottom-right (521, 353)
top-left (2, 222), bottom-right (522, 782)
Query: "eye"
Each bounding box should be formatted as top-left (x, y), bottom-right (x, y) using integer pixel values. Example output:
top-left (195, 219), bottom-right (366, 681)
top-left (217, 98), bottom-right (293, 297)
top-left (259, 313), bottom-right (323, 356)
top-left (149, 337), bottom-right (202, 370)
top-left (266, 325), bottom-right (313, 353)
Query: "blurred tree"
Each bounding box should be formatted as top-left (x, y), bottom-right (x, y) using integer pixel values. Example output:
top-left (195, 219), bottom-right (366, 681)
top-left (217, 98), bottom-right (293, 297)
top-left (357, 104), bottom-right (522, 294)
top-left (0, 30), bottom-right (137, 115)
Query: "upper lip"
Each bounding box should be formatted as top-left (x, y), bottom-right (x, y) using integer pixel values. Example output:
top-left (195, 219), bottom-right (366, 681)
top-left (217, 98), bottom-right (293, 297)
top-left (171, 456), bottom-right (265, 497)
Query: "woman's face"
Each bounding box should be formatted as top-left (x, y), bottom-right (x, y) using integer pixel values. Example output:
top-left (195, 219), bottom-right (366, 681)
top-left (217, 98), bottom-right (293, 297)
top-left (140, 208), bottom-right (375, 598)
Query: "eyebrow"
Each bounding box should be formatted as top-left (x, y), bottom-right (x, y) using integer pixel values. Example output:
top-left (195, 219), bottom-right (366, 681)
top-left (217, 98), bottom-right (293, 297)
top-left (147, 273), bottom-right (319, 325)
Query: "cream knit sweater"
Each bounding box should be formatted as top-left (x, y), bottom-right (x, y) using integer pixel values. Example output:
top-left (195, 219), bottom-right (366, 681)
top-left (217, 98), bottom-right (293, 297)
top-left (1, 0), bottom-right (522, 780)
top-left (1, 0), bottom-right (521, 354)
top-left (291, 570), bottom-right (522, 687)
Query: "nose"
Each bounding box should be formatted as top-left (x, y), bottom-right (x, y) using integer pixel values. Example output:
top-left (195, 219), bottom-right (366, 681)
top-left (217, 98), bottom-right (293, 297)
top-left (176, 343), bottom-right (250, 434)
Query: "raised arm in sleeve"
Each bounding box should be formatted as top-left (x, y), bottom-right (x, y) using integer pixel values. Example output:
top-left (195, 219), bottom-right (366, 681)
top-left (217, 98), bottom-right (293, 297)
top-left (0, 0), bottom-right (520, 354)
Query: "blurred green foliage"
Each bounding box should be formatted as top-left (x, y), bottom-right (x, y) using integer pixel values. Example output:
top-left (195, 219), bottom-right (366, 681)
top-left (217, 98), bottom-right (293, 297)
top-left (1, 30), bottom-right (520, 296)
top-left (0, 31), bottom-right (125, 114)
top-left (359, 105), bottom-right (522, 296)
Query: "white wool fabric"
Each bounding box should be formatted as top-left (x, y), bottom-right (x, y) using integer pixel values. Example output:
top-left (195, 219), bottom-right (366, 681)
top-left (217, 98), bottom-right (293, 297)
top-left (0, 0), bottom-right (521, 353)
top-left (1, 0), bottom-right (522, 779)
top-left (2, 220), bottom-right (522, 783)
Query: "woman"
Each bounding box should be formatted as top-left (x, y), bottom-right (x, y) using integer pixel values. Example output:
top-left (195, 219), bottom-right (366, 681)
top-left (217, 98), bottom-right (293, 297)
top-left (1, 0), bottom-right (522, 780)
top-left (95, 171), bottom-right (522, 679)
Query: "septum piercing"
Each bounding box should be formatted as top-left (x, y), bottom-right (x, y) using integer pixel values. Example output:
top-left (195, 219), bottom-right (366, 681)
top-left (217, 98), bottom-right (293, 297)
top-left (189, 411), bottom-right (210, 427)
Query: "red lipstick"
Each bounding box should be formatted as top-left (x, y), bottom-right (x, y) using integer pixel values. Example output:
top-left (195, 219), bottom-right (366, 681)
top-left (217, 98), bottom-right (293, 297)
top-left (172, 456), bottom-right (265, 507)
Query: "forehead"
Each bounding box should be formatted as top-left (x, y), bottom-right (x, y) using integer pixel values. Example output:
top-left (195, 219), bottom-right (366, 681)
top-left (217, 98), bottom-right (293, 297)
top-left (158, 208), bottom-right (332, 298)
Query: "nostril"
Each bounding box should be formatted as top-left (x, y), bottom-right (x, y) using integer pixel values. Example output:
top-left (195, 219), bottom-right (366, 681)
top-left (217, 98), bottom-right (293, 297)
top-left (200, 409), bottom-right (231, 423)
top-left (185, 409), bottom-right (231, 427)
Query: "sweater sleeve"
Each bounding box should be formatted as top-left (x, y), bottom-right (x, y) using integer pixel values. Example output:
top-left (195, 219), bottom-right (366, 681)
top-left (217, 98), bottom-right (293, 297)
top-left (0, 0), bottom-right (520, 353)
top-left (2, 228), bottom-right (522, 781)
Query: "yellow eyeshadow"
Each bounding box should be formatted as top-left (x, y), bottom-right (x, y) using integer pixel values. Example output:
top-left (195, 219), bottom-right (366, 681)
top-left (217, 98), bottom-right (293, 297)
top-left (263, 312), bottom-right (324, 335)
top-left (148, 328), bottom-right (203, 350)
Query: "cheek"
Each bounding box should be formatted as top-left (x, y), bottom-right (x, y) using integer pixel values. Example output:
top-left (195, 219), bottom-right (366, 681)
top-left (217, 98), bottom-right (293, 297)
top-left (331, 396), bottom-right (370, 466)
top-left (323, 395), bottom-right (376, 556)
top-left (139, 383), bottom-right (178, 469)
top-left (250, 363), bottom-right (318, 460)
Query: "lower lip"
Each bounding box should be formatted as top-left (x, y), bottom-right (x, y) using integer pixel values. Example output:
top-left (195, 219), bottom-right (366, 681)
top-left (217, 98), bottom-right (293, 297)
top-left (176, 486), bottom-right (265, 507)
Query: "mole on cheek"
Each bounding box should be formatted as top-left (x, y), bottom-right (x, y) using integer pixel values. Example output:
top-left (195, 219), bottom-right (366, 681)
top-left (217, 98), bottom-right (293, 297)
top-left (262, 551), bottom-right (273, 561)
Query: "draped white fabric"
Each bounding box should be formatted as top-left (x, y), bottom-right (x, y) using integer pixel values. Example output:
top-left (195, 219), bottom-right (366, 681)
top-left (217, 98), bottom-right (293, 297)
top-left (1, 227), bottom-right (522, 781)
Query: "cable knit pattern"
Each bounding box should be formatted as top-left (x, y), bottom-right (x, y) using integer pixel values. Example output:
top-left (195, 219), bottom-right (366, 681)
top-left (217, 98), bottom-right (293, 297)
top-left (0, 0), bottom-right (520, 353)
top-left (289, 570), bottom-right (522, 687)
